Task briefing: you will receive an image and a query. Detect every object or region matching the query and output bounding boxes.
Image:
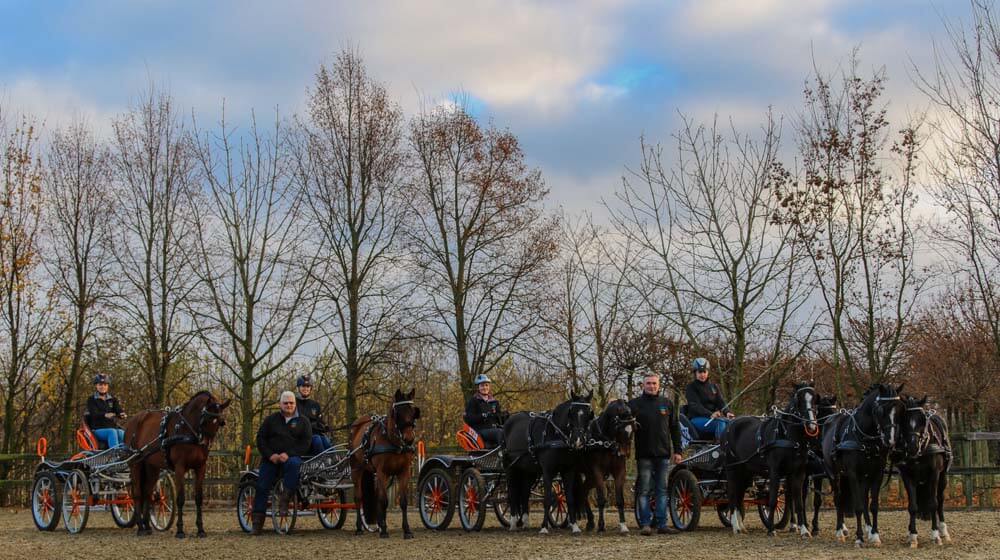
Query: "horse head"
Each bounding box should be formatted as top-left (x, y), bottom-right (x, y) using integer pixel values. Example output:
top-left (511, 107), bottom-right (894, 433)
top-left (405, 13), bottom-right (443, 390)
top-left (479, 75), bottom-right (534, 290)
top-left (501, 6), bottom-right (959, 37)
top-left (391, 388), bottom-right (420, 446)
top-left (867, 383), bottom-right (905, 449)
top-left (602, 399), bottom-right (635, 446)
top-left (554, 390), bottom-right (594, 450)
top-left (901, 395), bottom-right (930, 458)
top-left (789, 381), bottom-right (819, 437)
top-left (188, 391), bottom-right (231, 442)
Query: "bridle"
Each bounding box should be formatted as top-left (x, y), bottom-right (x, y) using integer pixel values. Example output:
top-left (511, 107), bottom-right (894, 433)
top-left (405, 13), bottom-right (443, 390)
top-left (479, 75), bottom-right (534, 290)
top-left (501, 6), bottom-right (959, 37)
top-left (772, 386), bottom-right (820, 438)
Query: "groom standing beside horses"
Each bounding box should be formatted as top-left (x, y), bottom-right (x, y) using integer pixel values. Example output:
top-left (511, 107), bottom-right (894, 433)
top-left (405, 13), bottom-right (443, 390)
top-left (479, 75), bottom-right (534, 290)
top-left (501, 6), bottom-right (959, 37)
top-left (629, 369), bottom-right (683, 536)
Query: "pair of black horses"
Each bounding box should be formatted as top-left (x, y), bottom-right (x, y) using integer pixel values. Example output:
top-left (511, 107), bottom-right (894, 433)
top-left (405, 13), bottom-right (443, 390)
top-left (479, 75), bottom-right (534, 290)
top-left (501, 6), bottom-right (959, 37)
top-left (722, 382), bottom-right (952, 549)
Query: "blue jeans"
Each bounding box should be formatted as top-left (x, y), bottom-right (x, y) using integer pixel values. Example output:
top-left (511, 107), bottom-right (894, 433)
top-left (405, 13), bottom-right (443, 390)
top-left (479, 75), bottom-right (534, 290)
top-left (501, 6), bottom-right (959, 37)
top-left (637, 457), bottom-right (670, 528)
top-left (690, 416), bottom-right (730, 440)
top-left (310, 434), bottom-right (331, 455)
top-left (93, 428), bottom-right (125, 448)
top-left (252, 456), bottom-right (303, 514)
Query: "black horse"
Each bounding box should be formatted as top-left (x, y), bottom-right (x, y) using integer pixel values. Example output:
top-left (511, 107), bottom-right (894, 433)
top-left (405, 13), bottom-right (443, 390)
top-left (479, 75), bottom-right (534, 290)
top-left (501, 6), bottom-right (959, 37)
top-left (722, 382), bottom-right (819, 537)
top-left (574, 399), bottom-right (635, 533)
top-left (821, 383), bottom-right (904, 547)
top-left (503, 391), bottom-right (594, 534)
top-left (895, 395), bottom-right (952, 548)
top-left (802, 394), bottom-right (838, 535)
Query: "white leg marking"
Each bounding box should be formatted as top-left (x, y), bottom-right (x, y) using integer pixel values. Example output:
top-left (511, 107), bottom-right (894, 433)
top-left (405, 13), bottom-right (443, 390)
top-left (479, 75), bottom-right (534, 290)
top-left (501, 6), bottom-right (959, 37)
top-left (931, 529), bottom-right (942, 545)
top-left (570, 522), bottom-right (581, 534)
top-left (910, 533), bottom-right (919, 549)
top-left (539, 526), bottom-right (549, 535)
top-left (800, 525), bottom-right (812, 538)
top-left (618, 522), bottom-right (628, 534)
top-left (940, 522), bottom-right (951, 543)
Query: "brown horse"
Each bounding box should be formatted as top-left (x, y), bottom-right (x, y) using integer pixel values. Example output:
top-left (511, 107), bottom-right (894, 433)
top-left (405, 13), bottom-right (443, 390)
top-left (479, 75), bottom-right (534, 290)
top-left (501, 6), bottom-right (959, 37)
top-left (349, 388), bottom-right (420, 538)
top-left (575, 399), bottom-right (635, 533)
top-left (124, 391), bottom-right (231, 537)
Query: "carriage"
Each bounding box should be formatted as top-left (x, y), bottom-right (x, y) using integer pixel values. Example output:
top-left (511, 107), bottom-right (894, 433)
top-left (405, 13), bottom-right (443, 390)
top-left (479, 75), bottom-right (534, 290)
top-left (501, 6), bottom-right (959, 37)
top-left (655, 413), bottom-right (789, 531)
top-left (235, 443), bottom-right (362, 534)
top-left (30, 427), bottom-right (177, 534)
top-left (416, 424), bottom-right (571, 532)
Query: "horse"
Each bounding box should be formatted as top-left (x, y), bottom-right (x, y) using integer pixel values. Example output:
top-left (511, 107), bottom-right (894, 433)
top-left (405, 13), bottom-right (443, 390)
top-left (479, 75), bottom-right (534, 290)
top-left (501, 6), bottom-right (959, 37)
top-left (349, 388), bottom-right (420, 539)
top-left (574, 399), bottom-right (635, 533)
top-left (721, 381), bottom-right (819, 538)
top-left (821, 383), bottom-right (904, 547)
top-left (802, 394), bottom-right (838, 535)
top-left (895, 395), bottom-right (952, 548)
top-left (124, 391), bottom-right (231, 537)
top-left (503, 391), bottom-right (594, 534)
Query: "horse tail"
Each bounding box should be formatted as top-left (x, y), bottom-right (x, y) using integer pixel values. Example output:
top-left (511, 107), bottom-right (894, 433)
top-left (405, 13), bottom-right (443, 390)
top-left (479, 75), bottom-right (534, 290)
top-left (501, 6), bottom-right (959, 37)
top-left (915, 476), bottom-right (935, 520)
top-left (362, 471), bottom-right (377, 524)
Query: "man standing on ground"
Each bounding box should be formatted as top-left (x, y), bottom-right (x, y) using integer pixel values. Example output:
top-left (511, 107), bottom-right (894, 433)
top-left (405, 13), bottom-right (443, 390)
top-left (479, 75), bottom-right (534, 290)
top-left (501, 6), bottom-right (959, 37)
top-left (629, 369), bottom-right (683, 536)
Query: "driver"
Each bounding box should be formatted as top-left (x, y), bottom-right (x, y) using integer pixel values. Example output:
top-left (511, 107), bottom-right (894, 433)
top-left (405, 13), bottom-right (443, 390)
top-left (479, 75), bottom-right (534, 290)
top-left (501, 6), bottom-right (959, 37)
top-left (85, 374), bottom-right (127, 449)
top-left (251, 391), bottom-right (312, 535)
top-left (684, 358), bottom-right (734, 440)
top-left (463, 374), bottom-right (505, 448)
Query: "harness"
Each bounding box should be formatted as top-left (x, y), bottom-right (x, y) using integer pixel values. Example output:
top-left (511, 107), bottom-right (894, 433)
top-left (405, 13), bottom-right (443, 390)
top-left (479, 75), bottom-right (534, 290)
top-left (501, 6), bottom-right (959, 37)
top-left (360, 401), bottom-right (417, 464)
top-left (835, 395), bottom-right (899, 455)
top-left (724, 388), bottom-right (819, 467)
top-left (585, 411), bottom-right (634, 457)
top-left (904, 408), bottom-right (951, 460)
top-left (157, 403), bottom-right (222, 469)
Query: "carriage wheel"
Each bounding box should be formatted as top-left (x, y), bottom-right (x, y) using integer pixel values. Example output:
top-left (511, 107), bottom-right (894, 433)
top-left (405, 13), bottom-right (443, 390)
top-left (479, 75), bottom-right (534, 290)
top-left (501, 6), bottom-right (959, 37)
top-left (418, 467), bottom-right (455, 530)
top-left (31, 471), bottom-right (60, 531)
top-left (757, 487), bottom-right (788, 530)
top-left (542, 479), bottom-right (570, 529)
top-left (317, 488), bottom-right (347, 530)
top-left (150, 472), bottom-right (177, 532)
top-left (110, 489), bottom-right (136, 528)
top-left (668, 469), bottom-right (701, 531)
top-left (458, 469), bottom-right (487, 532)
top-left (270, 480), bottom-right (299, 535)
top-left (61, 469), bottom-right (90, 534)
top-left (716, 504), bottom-right (732, 528)
top-left (492, 480), bottom-right (511, 528)
top-left (236, 481), bottom-right (257, 533)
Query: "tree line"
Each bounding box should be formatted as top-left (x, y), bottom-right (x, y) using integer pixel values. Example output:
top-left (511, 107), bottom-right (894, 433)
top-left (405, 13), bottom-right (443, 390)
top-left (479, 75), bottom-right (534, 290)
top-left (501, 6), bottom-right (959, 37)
top-left (2, 4), bottom-right (1000, 457)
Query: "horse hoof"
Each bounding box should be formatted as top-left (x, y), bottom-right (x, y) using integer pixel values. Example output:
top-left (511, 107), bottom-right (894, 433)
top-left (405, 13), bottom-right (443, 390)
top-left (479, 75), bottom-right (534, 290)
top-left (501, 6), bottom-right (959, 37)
top-left (618, 523), bottom-right (629, 534)
top-left (197, 531), bottom-right (207, 538)
top-left (854, 539), bottom-right (863, 548)
top-left (379, 532), bottom-right (389, 539)
top-left (539, 527), bottom-right (549, 535)
top-left (404, 532), bottom-right (414, 540)
top-left (355, 530), bottom-right (364, 536)
top-left (175, 531), bottom-right (186, 539)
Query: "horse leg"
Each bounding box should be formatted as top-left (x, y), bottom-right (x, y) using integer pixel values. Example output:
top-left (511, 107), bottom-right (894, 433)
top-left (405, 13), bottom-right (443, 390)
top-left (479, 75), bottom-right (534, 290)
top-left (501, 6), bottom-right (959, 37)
top-left (130, 463), bottom-right (146, 536)
top-left (834, 474), bottom-right (847, 542)
top-left (376, 470), bottom-right (390, 538)
top-left (195, 463), bottom-right (207, 537)
top-left (614, 468), bottom-right (628, 534)
top-left (848, 472), bottom-right (864, 547)
top-left (353, 470), bottom-right (365, 535)
top-left (398, 468), bottom-right (413, 539)
top-left (937, 469), bottom-right (950, 543)
top-left (811, 477), bottom-right (822, 535)
top-left (595, 476), bottom-right (607, 532)
top-left (565, 470), bottom-right (581, 534)
top-left (867, 478), bottom-right (882, 547)
top-left (726, 470), bottom-right (748, 535)
top-left (540, 471), bottom-right (553, 534)
top-left (902, 472), bottom-right (919, 548)
top-left (791, 473), bottom-right (810, 538)
top-left (174, 464), bottom-right (187, 538)
top-left (765, 472), bottom-right (780, 537)
top-left (929, 474), bottom-right (942, 545)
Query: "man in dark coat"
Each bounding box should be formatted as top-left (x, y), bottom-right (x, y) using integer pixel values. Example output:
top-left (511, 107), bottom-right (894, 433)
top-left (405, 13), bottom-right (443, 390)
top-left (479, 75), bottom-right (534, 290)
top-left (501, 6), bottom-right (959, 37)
top-left (251, 391), bottom-right (312, 535)
top-left (628, 369), bottom-right (683, 536)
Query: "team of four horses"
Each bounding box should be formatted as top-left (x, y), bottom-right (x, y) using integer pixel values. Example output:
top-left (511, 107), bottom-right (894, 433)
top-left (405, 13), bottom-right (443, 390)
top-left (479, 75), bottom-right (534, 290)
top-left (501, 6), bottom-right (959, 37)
top-left (31, 382), bottom-right (952, 549)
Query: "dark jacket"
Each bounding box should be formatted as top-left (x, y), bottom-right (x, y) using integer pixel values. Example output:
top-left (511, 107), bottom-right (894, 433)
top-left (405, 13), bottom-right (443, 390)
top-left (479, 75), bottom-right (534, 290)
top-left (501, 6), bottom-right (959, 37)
top-left (464, 395), bottom-right (503, 431)
top-left (628, 392), bottom-right (682, 459)
top-left (85, 393), bottom-right (124, 430)
top-left (684, 379), bottom-right (730, 418)
top-left (256, 411), bottom-right (312, 460)
top-left (295, 396), bottom-right (328, 435)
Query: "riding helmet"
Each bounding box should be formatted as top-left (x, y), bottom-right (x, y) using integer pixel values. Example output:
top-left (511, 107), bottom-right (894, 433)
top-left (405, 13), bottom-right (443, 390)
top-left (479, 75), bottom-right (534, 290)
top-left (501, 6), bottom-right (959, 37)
top-left (93, 373), bottom-right (111, 385)
top-left (296, 375), bottom-right (312, 387)
top-left (691, 357), bottom-right (710, 373)
top-left (473, 374), bottom-right (492, 386)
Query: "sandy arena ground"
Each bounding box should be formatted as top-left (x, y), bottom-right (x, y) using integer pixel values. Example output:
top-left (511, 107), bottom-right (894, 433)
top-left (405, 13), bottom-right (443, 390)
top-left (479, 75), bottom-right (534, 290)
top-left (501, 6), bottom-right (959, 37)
top-left (4, 507), bottom-right (998, 560)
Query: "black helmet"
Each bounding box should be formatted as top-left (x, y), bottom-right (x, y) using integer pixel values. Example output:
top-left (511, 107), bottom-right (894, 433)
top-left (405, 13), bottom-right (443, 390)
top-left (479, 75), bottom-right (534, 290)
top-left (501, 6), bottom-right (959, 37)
top-left (296, 375), bottom-right (312, 388)
top-left (691, 358), bottom-right (709, 373)
top-left (93, 373), bottom-right (111, 385)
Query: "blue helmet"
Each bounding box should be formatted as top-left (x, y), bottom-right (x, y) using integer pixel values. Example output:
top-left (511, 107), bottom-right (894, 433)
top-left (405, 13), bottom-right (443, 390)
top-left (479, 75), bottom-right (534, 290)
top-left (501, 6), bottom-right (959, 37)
top-left (692, 358), bottom-right (709, 373)
top-left (473, 374), bottom-right (492, 386)
top-left (93, 373), bottom-right (111, 385)
top-left (296, 375), bottom-right (312, 388)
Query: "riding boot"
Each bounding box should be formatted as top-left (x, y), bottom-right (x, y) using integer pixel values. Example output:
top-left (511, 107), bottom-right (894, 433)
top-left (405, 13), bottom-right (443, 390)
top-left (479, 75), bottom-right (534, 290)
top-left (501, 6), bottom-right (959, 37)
top-left (251, 513), bottom-right (265, 535)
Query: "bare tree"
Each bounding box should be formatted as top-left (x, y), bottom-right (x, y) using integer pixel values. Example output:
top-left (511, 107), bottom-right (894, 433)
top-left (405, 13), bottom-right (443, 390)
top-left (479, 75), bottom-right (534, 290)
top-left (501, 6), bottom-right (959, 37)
top-left (110, 85), bottom-right (198, 407)
top-left (0, 112), bottom-right (61, 462)
top-left (610, 111), bottom-right (812, 404)
top-left (44, 120), bottom-right (116, 450)
top-left (292, 50), bottom-right (413, 422)
top-left (775, 55), bottom-right (925, 397)
top-left (187, 108), bottom-right (321, 446)
top-left (408, 103), bottom-right (557, 399)
top-left (915, 2), bottom-right (1000, 422)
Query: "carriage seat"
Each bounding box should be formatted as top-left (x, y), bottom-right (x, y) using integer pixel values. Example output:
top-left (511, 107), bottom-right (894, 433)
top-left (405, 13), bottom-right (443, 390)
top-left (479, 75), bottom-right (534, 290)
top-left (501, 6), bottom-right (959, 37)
top-left (456, 424), bottom-right (487, 451)
top-left (679, 410), bottom-right (716, 442)
top-left (76, 422), bottom-right (106, 451)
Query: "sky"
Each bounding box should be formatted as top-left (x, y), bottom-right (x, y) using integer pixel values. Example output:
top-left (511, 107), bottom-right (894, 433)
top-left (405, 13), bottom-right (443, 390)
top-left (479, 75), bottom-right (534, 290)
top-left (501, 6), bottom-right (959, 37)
top-left (0, 0), bottom-right (967, 214)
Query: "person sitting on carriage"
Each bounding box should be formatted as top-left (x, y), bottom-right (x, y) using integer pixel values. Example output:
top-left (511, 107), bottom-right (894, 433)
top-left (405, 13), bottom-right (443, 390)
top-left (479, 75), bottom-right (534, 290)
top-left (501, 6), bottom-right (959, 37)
top-left (85, 373), bottom-right (127, 449)
top-left (463, 374), bottom-right (505, 448)
top-left (294, 375), bottom-right (332, 455)
top-left (250, 391), bottom-right (313, 535)
top-left (683, 357), bottom-right (734, 441)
